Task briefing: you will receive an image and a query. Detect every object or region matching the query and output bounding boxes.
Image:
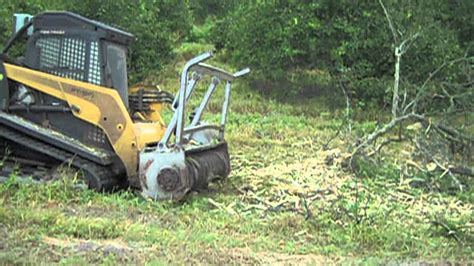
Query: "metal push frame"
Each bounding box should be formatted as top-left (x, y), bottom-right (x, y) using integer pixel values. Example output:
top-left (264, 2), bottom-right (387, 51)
top-left (158, 52), bottom-right (250, 150)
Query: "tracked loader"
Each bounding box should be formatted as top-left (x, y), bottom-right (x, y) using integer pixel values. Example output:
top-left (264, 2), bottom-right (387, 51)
top-left (0, 12), bottom-right (249, 200)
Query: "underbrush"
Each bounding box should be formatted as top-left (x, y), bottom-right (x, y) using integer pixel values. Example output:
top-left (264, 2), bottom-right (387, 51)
top-left (1, 102), bottom-right (472, 264)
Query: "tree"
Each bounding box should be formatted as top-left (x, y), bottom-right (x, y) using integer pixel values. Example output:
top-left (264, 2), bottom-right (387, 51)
top-left (350, 1), bottom-right (473, 182)
top-left (211, 1), bottom-right (466, 103)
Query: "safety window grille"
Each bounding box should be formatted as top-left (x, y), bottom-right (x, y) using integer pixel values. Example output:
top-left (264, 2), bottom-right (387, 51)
top-left (36, 38), bottom-right (60, 70)
top-left (36, 36), bottom-right (92, 83)
top-left (88, 41), bottom-right (101, 85)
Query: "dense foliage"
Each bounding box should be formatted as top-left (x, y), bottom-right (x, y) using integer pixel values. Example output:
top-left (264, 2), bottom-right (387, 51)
top-left (0, 1), bottom-right (471, 100)
top-left (213, 1), bottom-right (471, 101)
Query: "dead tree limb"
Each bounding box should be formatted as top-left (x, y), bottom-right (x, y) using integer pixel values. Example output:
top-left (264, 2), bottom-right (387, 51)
top-left (348, 2), bottom-right (473, 180)
top-left (379, 0), bottom-right (420, 118)
top-left (339, 79), bottom-right (352, 133)
top-left (351, 112), bottom-right (424, 157)
top-left (379, 0), bottom-right (398, 43)
top-left (403, 56), bottom-right (472, 114)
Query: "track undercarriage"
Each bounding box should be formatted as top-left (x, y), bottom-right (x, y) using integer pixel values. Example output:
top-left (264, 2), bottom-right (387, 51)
top-left (0, 113), bottom-right (123, 190)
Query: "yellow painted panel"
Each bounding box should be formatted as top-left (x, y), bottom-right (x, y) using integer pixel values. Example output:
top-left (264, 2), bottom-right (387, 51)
top-left (4, 63), bottom-right (139, 178)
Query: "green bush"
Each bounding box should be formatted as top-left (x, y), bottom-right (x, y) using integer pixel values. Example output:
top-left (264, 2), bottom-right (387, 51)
top-left (212, 1), bottom-right (467, 103)
top-left (188, 0), bottom-right (237, 24)
top-left (0, 1), bottom-right (470, 104)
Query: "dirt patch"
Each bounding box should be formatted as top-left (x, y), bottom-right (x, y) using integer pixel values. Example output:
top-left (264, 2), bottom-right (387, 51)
top-left (43, 236), bottom-right (135, 257)
top-left (217, 247), bottom-right (336, 265)
top-left (43, 237), bottom-right (335, 264)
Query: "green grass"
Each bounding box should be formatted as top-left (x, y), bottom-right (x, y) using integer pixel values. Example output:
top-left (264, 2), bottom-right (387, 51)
top-left (1, 46), bottom-right (472, 264)
top-left (1, 100), bottom-right (472, 264)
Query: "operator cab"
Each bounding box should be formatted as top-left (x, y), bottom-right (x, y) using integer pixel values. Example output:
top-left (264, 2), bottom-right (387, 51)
top-left (7, 11), bottom-right (134, 106)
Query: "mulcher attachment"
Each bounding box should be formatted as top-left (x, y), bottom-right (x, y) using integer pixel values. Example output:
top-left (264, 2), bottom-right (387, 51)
top-left (185, 143), bottom-right (231, 190)
top-left (139, 52), bottom-right (249, 200)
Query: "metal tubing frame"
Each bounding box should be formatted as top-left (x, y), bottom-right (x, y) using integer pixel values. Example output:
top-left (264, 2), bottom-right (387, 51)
top-left (160, 72), bottom-right (201, 147)
top-left (217, 69), bottom-right (249, 140)
top-left (219, 81), bottom-right (232, 140)
top-left (171, 72), bottom-right (201, 110)
top-left (183, 124), bottom-right (221, 135)
top-left (158, 51), bottom-right (250, 150)
top-left (191, 63), bottom-right (235, 82)
top-left (189, 77), bottom-right (220, 127)
top-left (159, 52), bottom-right (212, 149)
top-left (175, 54), bottom-right (211, 145)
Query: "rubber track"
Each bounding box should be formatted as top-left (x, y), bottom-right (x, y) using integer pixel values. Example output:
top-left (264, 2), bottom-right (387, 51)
top-left (0, 112), bottom-right (114, 165)
top-left (0, 124), bottom-right (120, 191)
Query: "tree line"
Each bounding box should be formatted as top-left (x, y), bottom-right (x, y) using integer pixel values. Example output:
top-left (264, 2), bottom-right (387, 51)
top-left (0, 0), bottom-right (472, 104)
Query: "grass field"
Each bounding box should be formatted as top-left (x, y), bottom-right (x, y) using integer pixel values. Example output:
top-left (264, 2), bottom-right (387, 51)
top-left (1, 48), bottom-right (472, 265)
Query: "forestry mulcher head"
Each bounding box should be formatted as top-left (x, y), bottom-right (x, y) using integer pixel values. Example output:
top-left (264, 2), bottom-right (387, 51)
top-left (139, 53), bottom-right (250, 200)
top-left (0, 12), bottom-right (249, 200)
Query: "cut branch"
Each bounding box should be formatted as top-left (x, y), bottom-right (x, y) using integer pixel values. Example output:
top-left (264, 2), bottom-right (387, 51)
top-left (351, 113), bottom-right (424, 157)
top-left (449, 166), bottom-right (474, 177)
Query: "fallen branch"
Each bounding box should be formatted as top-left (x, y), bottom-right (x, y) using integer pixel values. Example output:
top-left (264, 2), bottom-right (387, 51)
top-left (351, 112), bottom-right (424, 158)
top-left (448, 166), bottom-right (474, 177)
top-left (368, 136), bottom-right (407, 156)
top-left (352, 110), bottom-right (473, 156)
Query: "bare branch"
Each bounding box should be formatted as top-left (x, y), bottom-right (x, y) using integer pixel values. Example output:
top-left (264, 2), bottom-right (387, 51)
top-left (339, 79), bottom-right (352, 133)
top-left (403, 56), bottom-right (473, 114)
top-left (392, 33), bottom-right (420, 117)
top-left (398, 33), bottom-right (419, 55)
top-left (379, 0), bottom-right (398, 43)
top-left (351, 112), bottom-right (424, 157)
top-left (368, 137), bottom-right (407, 156)
top-left (449, 166), bottom-right (474, 177)
top-left (379, 0), bottom-right (420, 118)
top-left (392, 47), bottom-right (402, 118)
top-left (434, 122), bottom-right (474, 143)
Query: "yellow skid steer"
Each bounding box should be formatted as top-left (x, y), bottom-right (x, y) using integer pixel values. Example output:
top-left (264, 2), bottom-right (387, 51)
top-left (0, 12), bottom-right (249, 200)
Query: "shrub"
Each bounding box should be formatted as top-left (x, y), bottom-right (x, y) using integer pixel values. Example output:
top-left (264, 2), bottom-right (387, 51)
top-left (212, 1), bottom-right (466, 103)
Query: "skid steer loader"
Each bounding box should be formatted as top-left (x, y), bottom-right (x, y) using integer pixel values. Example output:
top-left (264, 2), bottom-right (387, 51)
top-left (0, 12), bottom-right (249, 200)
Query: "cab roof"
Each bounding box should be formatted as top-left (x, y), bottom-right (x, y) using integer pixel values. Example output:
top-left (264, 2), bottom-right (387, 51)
top-left (33, 11), bottom-right (135, 46)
